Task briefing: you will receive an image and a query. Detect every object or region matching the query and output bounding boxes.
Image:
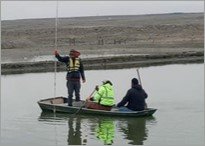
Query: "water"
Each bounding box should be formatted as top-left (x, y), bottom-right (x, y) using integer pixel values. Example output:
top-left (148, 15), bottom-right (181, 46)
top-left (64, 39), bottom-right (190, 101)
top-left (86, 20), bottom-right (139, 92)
top-left (1, 64), bottom-right (204, 146)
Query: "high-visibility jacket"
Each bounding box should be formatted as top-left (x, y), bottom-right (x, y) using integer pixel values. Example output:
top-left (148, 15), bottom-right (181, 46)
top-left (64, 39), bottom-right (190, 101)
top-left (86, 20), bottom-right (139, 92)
top-left (95, 119), bottom-right (115, 145)
top-left (67, 58), bottom-right (80, 72)
top-left (93, 83), bottom-right (115, 106)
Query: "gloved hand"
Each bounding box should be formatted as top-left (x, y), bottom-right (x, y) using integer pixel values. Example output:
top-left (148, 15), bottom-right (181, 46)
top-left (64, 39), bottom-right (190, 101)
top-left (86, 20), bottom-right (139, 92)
top-left (54, 50), bottom-right (59, 56)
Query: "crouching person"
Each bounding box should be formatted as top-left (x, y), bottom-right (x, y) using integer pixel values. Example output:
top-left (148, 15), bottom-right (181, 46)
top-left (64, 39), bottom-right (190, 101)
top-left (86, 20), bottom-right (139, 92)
top-left (86, 80), bottom-right (115, 111)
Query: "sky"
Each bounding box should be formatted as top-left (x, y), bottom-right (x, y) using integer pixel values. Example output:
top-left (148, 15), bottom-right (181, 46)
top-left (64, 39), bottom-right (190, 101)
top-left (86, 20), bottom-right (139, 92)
top-left (1, 1), bottom-right (204, 20)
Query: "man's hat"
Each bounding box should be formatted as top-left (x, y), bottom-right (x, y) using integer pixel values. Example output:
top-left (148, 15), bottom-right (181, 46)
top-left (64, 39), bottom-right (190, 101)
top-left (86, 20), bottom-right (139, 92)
top-left (69, 49), bottom-right (80, 57)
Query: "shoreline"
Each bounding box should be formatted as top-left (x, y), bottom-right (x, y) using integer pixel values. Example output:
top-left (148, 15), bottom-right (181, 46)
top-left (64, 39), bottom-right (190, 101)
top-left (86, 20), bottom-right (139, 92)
top-left (1, 52), bottom-right (203, 75)
top-left (2, 13), bottom-right (203, 75)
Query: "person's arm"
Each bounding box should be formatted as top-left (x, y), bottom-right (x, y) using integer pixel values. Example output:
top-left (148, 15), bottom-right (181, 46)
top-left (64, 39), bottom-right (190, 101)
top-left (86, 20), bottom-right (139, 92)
top-left (55, 51), bottom-right (69, 63)
top-left (93, 86), bottom-right (105, 102)
top-left (142, 89), bottom-right (148, 99)
top-left (117, 90), bottom-right (130, 107)
top-left (79, 59), bottom-right (86, 82)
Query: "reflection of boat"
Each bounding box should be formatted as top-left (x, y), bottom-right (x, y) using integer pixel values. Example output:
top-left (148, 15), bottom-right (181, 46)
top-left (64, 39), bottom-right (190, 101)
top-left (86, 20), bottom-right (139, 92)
top-left (118, 117), bottom-right (155, 145)
top-left (37, 97), bottom-right (157, 117)
top-left (38, 112), bottom-right (156, 145)
top-left (39, 112), bottom-right (87, 145)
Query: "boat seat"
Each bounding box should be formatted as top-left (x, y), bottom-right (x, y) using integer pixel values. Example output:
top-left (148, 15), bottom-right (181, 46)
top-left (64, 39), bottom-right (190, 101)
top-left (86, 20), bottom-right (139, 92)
top-left (86, 101), bottom-right (112, 111)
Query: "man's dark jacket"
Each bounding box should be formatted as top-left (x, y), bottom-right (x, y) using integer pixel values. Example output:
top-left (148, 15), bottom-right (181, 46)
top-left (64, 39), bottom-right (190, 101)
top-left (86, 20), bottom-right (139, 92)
top-left (117, 84), bottom-right (148, 111)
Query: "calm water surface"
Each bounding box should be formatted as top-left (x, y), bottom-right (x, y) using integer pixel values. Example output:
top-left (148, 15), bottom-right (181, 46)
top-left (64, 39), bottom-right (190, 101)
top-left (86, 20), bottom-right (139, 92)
top-left (1, 64), bottom-right (204, 146)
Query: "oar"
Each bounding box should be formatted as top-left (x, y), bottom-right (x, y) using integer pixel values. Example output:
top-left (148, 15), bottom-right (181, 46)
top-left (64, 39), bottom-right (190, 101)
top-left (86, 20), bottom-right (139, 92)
top-left (136, 68), bottom-right (147, 109)
top-left (72, 88), bottom-right (96, 115)
top-left (136, 68), bottom-right (142, 87)
top-left (86, 88), bottom-right (96, 101)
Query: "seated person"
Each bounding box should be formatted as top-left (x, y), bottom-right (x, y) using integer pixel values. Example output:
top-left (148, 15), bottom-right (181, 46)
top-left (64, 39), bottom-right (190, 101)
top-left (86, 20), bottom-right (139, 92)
top-left (86, 80), bottom-right (115, 111)
top-left (117, 78), bottom-right (148, 111)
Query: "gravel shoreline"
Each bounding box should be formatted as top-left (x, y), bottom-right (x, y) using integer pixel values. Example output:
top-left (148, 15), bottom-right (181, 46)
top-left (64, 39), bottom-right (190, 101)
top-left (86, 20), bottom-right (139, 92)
top-left (2, 52), bottom-right (203, 75)
top-left (2, 13), bottom-right (203, 75)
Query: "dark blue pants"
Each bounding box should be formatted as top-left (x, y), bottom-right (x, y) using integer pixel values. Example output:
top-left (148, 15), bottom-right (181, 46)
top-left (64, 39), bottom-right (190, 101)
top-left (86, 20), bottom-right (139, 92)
top-left (67, 80), bottom-right (81, 106)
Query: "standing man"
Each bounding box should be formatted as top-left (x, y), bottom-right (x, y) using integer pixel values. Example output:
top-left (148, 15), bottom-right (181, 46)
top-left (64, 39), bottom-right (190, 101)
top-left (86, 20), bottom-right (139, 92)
top-left (54, 49), bottom-right (86, 106)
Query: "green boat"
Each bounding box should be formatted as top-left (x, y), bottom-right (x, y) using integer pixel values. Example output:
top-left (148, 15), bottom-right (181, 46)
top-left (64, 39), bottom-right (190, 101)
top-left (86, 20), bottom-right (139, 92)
top-left (37, 97), bottom-right (157, 117)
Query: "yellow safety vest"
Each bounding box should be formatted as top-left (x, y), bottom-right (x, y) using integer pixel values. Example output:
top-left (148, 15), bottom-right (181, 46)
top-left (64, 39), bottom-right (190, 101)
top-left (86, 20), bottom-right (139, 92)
top-left (67, 58), bottom-right (80, 72)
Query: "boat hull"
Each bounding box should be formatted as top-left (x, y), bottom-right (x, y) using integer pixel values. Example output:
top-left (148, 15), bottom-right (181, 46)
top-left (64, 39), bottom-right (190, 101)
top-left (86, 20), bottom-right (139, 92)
top-left (38, 97), bottom-right (157, 117)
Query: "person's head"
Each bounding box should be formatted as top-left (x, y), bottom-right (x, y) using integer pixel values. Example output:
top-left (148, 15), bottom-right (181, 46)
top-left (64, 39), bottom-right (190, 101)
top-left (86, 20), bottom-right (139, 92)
top-left (131, 78), bottom-right (139, 86)
top-left (69, 49), bottom-right (80, 58)
top-left (102, 80), bottom-right (113, 86)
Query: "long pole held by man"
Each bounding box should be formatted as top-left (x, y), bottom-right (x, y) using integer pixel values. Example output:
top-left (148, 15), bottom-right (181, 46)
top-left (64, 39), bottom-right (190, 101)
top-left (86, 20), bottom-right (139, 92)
top-left (136, 68), bottom-right (147, 109)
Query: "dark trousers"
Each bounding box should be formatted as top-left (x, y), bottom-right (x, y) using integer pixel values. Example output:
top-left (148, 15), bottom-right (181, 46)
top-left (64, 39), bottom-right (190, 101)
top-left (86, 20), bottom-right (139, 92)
top-left (67, 80), bottom-right (81, 106)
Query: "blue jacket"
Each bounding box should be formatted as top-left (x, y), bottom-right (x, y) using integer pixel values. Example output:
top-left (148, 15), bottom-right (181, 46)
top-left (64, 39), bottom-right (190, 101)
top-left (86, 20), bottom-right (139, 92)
top-left (55, 54), bottom-right (85, 81)
top-left (117, 85), bottom-right (148, 111)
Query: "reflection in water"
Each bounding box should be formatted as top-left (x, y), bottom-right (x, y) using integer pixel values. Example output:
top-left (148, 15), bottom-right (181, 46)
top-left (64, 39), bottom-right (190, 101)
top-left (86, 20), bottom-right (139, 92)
top-left (119, 117), bottom-right (153, 145)
top-left (38, 112), bottom-right (156, 145)
top-left (67, 117), bottom-right (83, 145)
top-left (95, 118), bottom-right (115, 145)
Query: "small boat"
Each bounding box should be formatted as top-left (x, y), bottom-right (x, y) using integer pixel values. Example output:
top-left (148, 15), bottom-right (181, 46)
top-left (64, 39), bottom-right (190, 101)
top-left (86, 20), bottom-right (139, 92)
top-left (37, 97), bottom-right (157, 117)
